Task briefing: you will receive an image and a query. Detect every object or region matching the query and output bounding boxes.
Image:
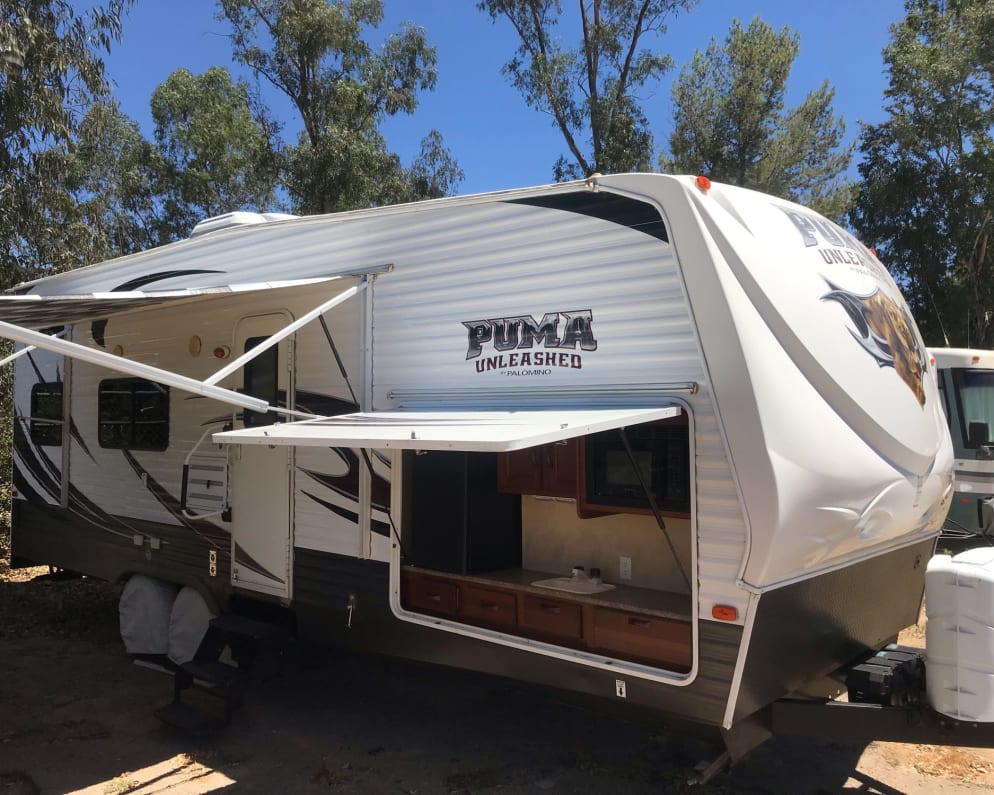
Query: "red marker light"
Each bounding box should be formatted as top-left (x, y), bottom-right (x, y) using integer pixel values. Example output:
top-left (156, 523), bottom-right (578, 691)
top-left (213, 345), bottom-right (230, 359)
top-left (695, 175), bottom-right (711, 192)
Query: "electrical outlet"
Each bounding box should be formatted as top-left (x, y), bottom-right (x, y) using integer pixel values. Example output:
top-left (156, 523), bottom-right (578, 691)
top-left (619, 556), bottom-right (632, 580)
top-left (615, 679), bottom-right (627, 698)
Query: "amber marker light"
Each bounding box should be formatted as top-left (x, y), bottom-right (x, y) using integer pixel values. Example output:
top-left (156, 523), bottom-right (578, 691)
top-left (695, 175), bottom-right (711, 192)
top-left (712, 605), bottom-right (737, 621)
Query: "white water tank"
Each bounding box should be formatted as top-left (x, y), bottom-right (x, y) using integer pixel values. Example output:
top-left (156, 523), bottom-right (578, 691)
top-left (925, 547), bottom-right (994, 721)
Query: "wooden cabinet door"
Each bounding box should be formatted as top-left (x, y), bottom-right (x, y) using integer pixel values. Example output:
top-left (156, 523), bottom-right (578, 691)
top-left (459, 584), bottom-right (517, 628)
top-left (520, 595), bottom-right (582, 641)
top-left (497, 445), bottom-right (543, 494)
top-left (541, 438), bottom-right (578, 498)
top-left (498, 439), bottom-right (578, 498)
top-left (588, 606), bottom-right (692, 670)
top-left (401, 571), bottom-right (460, 616)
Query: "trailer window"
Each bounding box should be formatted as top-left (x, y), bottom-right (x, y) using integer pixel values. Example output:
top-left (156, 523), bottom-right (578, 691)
top-left (952, 368), bottom-right (994, 448)
top-left (30, 382), bottom-right (63, 446)
top-left (98, 378), bottom-right (170, 450)
top-left (242, 336), bottom-right (278, 428)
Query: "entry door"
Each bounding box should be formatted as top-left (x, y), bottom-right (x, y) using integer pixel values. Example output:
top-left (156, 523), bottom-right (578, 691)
top-left (229, 313), bottom-right (293, 600)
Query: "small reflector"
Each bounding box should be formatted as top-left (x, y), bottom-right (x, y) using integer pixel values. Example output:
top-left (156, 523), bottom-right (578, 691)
top-left (213, 345), bottom-right (230, 359)
top-left (962, 497), bottom-right (972, 503)
top-left (973, 356), bottom-right (981, 363)
top-left (695, 175), bottom-right (711, 191)
top-left (868, 247), bottom-right (877, 256)
top-left (930, 357), bottom-right (936, 365)
top-left (712, 605), bottom-right (737, 621)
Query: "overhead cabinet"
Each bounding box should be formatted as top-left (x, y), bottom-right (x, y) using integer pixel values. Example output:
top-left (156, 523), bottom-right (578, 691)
top-left (496, 415), bottom-right (691, 518)
top-left (497, 438), bottom-right (578, 498)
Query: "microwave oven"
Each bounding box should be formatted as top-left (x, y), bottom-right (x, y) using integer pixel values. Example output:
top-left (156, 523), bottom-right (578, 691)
top-left (583, 422), bottom-right (690, 513)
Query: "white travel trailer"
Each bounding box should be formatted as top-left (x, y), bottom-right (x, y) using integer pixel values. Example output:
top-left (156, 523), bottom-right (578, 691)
top-left (930, 347), bottom-right (994, 547)
top-left (1, 174), bottom-right (964, 758)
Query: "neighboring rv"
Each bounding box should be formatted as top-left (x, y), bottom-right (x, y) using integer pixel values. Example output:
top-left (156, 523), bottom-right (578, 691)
top-left (930, 347), bottom-right (994, 547)
top-left (2, 174), bottom-right (957, 758)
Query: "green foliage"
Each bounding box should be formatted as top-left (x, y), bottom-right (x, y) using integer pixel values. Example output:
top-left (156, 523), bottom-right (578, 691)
top-left (479, 0), bottom-right (695, 181)
top-left (219, 0), bottom-right (461, 213)
top-left (151, 66), bottom-right (282, 234)
top-left (69, 102), bottom-right (163, 259)
top-left (852, 0), bottom-right (994, 348)
top-left (665, 16), bottom-right (853, 220)
top-left (0, 1), bottom-right (131, 553)
top-left (0, 0), bottom-right (131, 289)
top-left (0, 339), bottom-right (9, 561)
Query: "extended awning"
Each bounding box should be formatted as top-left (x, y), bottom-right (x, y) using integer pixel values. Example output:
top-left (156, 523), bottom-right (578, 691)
top-left (0, 277), bottom-right (343, 329)
top-left (0, 277), bottom-right (367, 417)
top-left (213, 407), bottom-right (681, 451)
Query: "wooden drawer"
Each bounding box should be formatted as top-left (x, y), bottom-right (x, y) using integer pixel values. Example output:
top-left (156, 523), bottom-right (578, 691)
top-left (520, 595), bottom-right (582, 641)
top-left (459, 584), bottom-right (517, 627)
top-left (402, 572), bottom-right (459, 616)
top-left (588, 607), bottom-right (692, 669)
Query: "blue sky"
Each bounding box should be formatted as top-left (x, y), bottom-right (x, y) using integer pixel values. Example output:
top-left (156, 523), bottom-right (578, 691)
top-left (99, 0), bottom-right (907, 197)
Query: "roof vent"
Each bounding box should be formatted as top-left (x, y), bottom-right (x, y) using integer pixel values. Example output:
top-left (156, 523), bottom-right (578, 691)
top-left (190, 211), bottom-right (300, 238)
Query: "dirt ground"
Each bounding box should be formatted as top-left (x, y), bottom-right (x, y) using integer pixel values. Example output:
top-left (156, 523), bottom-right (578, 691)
top-left (2, 563), bottom-right (994, 795)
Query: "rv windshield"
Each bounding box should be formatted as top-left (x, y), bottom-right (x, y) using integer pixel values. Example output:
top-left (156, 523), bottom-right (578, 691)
top-left (953, 368), bottom-right (994, 448)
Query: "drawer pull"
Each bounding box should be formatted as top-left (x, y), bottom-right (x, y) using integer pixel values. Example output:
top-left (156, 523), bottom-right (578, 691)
top-left (538, 603), bottom-right (561, 614)
top-left (479, 601), bottom-right (500, 611)
top-left (425, 592), bottom-right (442, 602)
top-left (627, 617), bottom-right (653, 627)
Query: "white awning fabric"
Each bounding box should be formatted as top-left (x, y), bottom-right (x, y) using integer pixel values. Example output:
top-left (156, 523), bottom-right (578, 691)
top-left (0, 277), bottom-right (363, 418)
top-left (213, 407), bottom-right (681, 452)
top-left (0, 277), bottom-right (341, 329)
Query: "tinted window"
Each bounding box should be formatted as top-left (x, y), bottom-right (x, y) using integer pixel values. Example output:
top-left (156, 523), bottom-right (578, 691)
top-left (98, 378), bottom-right (169, 450)
top-left (30, 382), bottom-right (63, 446)
top-left (243, 336), bottom-right (279, 428)
top-left (952, 368), bottom-right (994, 448)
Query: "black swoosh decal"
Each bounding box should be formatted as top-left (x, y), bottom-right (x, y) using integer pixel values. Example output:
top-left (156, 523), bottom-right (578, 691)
top-left (111, 269), bottom-right (224, 292)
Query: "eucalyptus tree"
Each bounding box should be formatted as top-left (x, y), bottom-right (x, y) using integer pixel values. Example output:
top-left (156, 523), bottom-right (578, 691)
top-left (151, 66), bottom-right (282, 236)
top-left (479, 0), bottom-right (696, 180)
top-left (68, 102), bottom-right (162, 261)
top-left (852, 0), bottom-right (994, 348)
top-left (665, 16), bottom-right (852, 221)
top-left (0, 0), bottom-right (131, 286)
top-left (219, 0), bottom-right (461, 213)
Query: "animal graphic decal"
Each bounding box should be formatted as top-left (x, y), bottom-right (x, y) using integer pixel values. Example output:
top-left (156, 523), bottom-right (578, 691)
top-left (821, 279), bottom-right (927, 407)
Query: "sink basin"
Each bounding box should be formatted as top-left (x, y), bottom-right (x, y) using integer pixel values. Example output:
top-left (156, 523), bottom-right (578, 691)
top-left (530, 576), bottom-right (616, 595)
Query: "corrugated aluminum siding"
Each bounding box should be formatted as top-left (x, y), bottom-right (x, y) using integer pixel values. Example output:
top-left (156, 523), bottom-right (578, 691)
top-left (367, 198), bottom-right (750, 621)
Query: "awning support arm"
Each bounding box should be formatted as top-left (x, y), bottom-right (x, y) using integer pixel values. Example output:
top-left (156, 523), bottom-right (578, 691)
top-left (0, 319), bottom-right (270, 413)
top-left (203, 280), bottom-right (367, 387)
top-left (0, 329), bottom-right (66, 368)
